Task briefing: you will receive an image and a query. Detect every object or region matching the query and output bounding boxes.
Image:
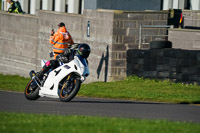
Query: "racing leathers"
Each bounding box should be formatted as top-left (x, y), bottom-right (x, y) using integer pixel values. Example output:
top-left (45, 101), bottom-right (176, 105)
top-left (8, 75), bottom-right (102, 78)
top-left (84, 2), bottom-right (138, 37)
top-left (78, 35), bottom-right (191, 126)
top-left (37, 49), bottom-right (76, 80)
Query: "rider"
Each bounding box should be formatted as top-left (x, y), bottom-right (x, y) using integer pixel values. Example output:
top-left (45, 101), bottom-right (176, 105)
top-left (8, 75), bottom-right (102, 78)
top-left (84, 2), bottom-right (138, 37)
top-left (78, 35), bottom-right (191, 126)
top-left (36, 43), bottom-right (91, 80)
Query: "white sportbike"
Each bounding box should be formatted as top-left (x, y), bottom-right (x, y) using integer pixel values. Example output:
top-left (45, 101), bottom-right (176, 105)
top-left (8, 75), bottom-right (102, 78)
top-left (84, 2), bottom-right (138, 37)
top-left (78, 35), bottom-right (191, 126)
top-left (24, 54), bottom-right (89, 102)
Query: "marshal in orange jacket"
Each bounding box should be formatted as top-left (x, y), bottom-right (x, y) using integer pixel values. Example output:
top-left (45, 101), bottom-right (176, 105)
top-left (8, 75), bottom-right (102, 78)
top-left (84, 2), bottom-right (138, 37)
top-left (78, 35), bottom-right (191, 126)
top-left (49, 26), bottom-right (74, 59)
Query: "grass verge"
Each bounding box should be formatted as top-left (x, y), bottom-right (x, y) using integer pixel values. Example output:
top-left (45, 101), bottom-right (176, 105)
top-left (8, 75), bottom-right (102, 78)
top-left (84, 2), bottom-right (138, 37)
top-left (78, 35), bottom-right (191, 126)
top-left (80, 76), bottom-right (200, 104)
top-left (0, 74), bottom-right (200, 103)
top-left (0, 112), bottom-right (200, 133)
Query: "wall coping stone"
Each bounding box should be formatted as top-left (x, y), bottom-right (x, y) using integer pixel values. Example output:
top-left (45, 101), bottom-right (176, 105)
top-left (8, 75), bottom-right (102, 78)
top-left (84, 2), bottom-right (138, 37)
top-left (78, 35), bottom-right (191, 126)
top-left (0, 11), bottom-right (38, 18)
top-left (96, 9), bottom-right (168, 14)
top-left (169, 28), bottom-right (200, 32)
top-left (182, 10), bottom-right (200, 13)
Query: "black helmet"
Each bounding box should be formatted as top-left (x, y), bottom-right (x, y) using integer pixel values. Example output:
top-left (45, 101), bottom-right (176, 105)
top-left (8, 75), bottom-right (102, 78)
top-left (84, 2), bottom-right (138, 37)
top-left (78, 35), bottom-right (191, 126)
top-left (77, 43), bottom-right (91, 58)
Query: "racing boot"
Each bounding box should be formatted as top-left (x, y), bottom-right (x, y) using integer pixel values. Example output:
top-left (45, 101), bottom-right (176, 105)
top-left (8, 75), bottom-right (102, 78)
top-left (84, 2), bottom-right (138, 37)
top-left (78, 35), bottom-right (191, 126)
top-left (36, 71), bottom-right (44, 81)
top-left (36, 65), bottom-right (49, 81)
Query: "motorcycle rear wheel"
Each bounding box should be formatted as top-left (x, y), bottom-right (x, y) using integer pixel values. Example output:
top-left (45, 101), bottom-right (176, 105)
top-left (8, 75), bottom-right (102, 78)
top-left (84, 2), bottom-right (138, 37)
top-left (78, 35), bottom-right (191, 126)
top-left (24, 79), bottom-right (40, 100)
top-left (59, 77), bottom-right (81, 102)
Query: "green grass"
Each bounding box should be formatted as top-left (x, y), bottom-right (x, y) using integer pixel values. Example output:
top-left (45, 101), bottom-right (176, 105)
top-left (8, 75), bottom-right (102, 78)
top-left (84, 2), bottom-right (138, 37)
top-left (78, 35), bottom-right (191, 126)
top-left (0, 74), bottom-right (200, 103)
top-left (0, 112), bottom-right (200, 133)
top-left (80, 76), bottom-right (200, 104)
top-left (0, 74), bottom-right (30, 92)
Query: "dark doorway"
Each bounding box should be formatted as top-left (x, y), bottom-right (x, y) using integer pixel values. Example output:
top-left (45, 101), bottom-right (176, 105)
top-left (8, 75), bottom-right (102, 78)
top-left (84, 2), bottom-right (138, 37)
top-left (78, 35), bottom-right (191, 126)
top-left (52, 0), bottom-right (55, 11)
top-left (40, 0), bottom-right (42, 10)
top-left (160, 0), bottom-right (163, 10)
top-left (28, 0), bottom-right (31, 14)
top-left (65, 4), bottom-right (68, 12)
top-left (78, 0), bottom-right (82, 14)
top-left (184, 0), bottom-right (191, 9)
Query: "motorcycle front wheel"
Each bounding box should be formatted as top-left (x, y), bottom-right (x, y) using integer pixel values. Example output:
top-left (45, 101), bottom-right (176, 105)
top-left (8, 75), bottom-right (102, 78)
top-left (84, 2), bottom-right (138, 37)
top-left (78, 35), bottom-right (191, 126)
top-left (24, 79), bottom-right (40, 100)
top-left (59, 77), bottom-right (81, 102)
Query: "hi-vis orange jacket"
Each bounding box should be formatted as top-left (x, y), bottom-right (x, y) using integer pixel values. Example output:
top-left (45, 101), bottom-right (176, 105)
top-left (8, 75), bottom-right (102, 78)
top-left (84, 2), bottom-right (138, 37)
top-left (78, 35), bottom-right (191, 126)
top-left (49, 27), bottom-right (74, 59)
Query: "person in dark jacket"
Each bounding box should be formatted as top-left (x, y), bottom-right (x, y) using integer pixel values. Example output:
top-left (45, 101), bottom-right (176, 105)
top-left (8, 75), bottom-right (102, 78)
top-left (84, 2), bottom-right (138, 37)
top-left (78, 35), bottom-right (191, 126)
top-left (7, 0), bottom-right (24, 14)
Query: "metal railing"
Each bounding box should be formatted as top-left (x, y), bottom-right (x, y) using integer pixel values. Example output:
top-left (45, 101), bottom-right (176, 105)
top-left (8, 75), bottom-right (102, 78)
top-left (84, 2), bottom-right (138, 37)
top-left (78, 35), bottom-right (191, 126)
top-left (139, 25), bottom-right (173, 49)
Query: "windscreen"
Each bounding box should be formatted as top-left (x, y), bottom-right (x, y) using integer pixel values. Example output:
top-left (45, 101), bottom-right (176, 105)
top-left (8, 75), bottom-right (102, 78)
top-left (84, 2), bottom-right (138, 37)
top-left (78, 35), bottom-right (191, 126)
top-left (76, 55), bottom-right (88, 67)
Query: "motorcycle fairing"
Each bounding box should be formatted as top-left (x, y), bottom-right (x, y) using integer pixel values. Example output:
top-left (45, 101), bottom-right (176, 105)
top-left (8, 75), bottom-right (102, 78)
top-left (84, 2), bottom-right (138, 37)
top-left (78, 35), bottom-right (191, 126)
top-left (39, 56), bottom-right (88, 98)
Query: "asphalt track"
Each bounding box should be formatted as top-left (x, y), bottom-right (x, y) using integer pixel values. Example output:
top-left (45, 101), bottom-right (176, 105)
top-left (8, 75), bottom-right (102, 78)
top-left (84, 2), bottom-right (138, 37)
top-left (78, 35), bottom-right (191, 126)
top-left (0, 91), bottom-right (200, 122)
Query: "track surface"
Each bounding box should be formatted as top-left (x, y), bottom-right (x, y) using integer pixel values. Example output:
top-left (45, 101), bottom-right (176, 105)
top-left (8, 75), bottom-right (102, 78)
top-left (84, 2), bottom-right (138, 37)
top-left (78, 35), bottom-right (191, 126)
top-left (0, 91), bottom-right (200, 122)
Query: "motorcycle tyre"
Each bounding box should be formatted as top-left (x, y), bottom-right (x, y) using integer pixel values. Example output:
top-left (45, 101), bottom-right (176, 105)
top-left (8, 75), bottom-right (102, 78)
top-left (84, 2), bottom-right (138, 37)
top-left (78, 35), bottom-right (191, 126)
top-left (24, 79), bottom-right (40, 100)
top-left (59, 78), bottom-right (81, 102)
top-left (150, 40), bottom-right (172, 49)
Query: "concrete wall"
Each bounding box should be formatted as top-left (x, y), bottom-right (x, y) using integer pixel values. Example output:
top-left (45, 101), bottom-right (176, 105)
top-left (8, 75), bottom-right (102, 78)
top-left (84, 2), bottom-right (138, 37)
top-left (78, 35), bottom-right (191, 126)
top-left (0, 11), bottom-right (38, 76)
top-left (0, 9), bottom-right (169, 83)
top-left (183, 10), bottom-right (200, 28)
top-left (168, 11), bottom-right (200, 50)
top-left (85, 0), bottom-right (162, 11)
top-left (168, 29), bottom-right (200, 50)
top-left (127, 49), bottom-right (200, 84)
top-left (0, 10), bottom-right (115, 83)
top-left (82, 10), bottom-right (114, 82)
